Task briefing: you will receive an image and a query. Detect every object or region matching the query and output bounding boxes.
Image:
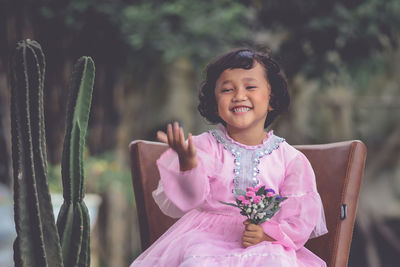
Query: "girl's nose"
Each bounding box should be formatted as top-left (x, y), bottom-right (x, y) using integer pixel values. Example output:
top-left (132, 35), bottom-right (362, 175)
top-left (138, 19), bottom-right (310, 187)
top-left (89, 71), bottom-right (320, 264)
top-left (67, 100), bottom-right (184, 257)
top-left (233, 88), bottom-right (247, 101)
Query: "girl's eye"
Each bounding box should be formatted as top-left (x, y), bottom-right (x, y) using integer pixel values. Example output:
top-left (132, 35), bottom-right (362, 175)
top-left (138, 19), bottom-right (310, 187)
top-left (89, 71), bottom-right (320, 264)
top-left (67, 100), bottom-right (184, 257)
top-left (221, 88), bottom-right (233, 92)
top-left (246, 86), bottom-right (257, 90)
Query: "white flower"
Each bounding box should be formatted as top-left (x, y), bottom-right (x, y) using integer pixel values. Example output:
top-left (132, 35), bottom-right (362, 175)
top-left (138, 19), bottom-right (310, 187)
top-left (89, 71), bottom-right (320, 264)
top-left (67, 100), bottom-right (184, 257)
top-left (246, 208), bottom-right (252, 214)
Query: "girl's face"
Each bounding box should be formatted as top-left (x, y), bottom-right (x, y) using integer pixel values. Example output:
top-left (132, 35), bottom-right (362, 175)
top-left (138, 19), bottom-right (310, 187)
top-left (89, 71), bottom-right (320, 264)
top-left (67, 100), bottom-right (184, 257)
top-left (214, 62), bottom-right (273, 133)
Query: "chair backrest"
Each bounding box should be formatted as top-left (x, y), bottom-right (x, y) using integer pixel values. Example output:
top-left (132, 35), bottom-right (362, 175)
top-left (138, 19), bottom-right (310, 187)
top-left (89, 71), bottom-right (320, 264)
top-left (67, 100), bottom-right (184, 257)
top-left (129, 139), bottom-right (366, 267)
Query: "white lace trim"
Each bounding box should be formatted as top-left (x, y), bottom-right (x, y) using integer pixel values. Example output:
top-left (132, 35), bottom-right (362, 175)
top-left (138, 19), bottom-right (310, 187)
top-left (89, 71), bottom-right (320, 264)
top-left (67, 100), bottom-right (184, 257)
top-left (186, 251), bottom-right (289, 260)
top-left (282, 191), bottom-right (311, 197)
top-left (210, 129), bottom-right (285, 195)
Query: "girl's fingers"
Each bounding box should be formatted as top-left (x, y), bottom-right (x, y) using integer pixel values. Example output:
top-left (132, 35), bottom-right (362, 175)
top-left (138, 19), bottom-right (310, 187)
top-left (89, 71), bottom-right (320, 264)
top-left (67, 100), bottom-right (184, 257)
top-left (245, 223), bottom-right (259, 232)
top-left (165, 122), bottom-right (196, 158)
top-left (187, 133), bottom-right (196, 156)
top-left (156, 131), bottom-right (168, 144)
top-left (242, 236), bottom-right (257, 243)
top-left (242, 241), bottom-right (252, 248)
top-left (243, 231), bottom-right (259, 238)
top-left (179, 127), bottom-right (186, 148)
top-left (242, 237), bottom-right (257, 247)
top-left (167, 123), bottom-right (173, 146)
top-left (243, 231), bottom-right (263, 241)
top-left (173, 122), bottom-right (180, 146)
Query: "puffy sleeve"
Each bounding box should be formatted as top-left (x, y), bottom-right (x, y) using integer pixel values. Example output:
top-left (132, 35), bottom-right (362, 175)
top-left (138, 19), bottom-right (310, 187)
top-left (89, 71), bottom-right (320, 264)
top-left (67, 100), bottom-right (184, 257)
top-left (154, 134), bottom-right (215, 216)
top-left (261, 150), bottom-right (328, 250)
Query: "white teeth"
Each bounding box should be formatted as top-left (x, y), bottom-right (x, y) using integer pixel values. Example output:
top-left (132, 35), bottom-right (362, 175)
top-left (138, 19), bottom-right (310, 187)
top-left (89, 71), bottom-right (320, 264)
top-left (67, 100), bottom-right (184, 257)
top-left (233, 107), bottom-right (250, 113)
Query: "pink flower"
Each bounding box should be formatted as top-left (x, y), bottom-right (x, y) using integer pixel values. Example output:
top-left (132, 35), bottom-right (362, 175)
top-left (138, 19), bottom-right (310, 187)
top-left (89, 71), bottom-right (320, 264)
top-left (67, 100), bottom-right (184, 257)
top-left (246, 187), bottom-right (256, 192)
top-left (254, 185), bottom-right (263, 191)
top-left (237, 195), bottom-right (246, 202)
top-left (246, 191), bottom-right (256, 198)
top-left (253, 195), bottom-right (261, 204)
top-left (242, 199), bottom-right (251, 205)
top-left (267, 192), bottom-right (275, 197)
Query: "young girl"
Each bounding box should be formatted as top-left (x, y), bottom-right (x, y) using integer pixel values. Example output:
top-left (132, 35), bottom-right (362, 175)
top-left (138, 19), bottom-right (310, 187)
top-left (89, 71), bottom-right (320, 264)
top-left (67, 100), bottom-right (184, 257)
top-left (131, 48), bottom-right (328, 267)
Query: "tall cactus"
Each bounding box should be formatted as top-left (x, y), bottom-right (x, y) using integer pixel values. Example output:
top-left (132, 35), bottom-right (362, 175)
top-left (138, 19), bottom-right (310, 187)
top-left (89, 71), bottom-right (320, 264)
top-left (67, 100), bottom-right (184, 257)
top-left (10, 39), bottom-right (63, 267)
top-left (10, 39), bottom-right (95, 267)
top-left (56, 56), bottom-right (95, 267)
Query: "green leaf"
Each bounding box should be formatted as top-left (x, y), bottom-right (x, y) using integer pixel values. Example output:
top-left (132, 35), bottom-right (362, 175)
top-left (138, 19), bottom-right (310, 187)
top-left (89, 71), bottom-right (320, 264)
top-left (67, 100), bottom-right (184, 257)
top-left (256, 186), bottom-right (265, 196)
top-left (219, 201), bottom-right (239, 208)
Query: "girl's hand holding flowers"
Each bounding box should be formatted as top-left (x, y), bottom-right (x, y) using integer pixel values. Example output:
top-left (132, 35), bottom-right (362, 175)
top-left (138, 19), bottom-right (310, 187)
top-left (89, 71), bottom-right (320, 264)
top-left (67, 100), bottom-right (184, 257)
top-left (242, 220), bottom-right (275, 248)
top-left (157, 122), bottom-right (197, 171)
top-left (220, 185), bottom-right (287, 247)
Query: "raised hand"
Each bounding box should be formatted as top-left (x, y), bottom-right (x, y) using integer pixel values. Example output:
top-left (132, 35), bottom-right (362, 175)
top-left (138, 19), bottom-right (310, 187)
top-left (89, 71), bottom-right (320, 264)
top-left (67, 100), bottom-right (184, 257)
top-left (242, 220), bottom-right (275, 248)
top-left (157, 122), bottom-right (197, 171)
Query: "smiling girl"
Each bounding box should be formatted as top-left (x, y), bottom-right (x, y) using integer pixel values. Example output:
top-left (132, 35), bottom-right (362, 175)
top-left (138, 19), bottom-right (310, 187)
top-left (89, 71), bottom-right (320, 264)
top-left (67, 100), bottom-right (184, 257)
top-left (131, 48), bottom-right (328, 267)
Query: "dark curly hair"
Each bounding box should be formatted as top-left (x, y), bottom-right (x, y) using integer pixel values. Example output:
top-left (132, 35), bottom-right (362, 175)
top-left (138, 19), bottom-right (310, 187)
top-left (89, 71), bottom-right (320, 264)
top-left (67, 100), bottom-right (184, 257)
top-left (198, 48), bottom-right (290, 128)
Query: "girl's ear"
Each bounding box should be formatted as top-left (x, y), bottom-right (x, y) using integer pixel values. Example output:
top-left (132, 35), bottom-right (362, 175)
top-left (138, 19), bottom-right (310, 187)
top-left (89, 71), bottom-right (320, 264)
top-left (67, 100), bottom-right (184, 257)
top-left (268, 93), bottom-right (275, 111)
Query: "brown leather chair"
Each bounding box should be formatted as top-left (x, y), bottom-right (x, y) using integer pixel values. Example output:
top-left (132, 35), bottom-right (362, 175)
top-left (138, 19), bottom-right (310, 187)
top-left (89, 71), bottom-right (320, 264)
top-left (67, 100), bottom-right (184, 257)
top-left (129, 139), bottom-right (367, 267)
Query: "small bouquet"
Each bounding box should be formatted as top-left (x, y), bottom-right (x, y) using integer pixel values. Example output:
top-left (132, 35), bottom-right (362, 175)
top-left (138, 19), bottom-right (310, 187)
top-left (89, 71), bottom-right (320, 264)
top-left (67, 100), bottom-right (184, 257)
top-left (220, 185), bottom-right (287, 224)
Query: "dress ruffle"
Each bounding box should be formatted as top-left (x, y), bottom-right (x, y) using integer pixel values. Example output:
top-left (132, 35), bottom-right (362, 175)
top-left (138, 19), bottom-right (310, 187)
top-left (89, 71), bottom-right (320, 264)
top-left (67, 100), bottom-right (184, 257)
top-left (132, 209), bottom-right (305, 267)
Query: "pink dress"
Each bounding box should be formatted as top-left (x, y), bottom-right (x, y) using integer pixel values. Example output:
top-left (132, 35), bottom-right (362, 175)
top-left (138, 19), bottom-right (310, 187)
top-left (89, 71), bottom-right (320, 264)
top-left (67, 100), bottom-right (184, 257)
top-left (131, 126), bottom-right (328, 267)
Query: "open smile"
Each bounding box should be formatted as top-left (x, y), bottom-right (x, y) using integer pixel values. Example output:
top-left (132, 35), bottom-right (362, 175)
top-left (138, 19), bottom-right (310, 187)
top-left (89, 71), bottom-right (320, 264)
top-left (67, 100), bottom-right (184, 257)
top-left (231, 106), bottom-right (253, 113)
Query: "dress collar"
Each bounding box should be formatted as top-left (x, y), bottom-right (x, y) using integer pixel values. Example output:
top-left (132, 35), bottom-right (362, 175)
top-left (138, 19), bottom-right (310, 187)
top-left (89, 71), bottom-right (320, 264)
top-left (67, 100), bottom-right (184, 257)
top-left (217, 124), bottom-right (275, 150)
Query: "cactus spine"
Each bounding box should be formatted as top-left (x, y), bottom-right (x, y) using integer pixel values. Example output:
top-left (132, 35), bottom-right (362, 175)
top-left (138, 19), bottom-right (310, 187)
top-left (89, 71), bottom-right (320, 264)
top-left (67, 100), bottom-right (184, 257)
top-left (10, 39), bottom-right (95, 267)
top-left (11, 39), bottom-right (63, 267)
top-left (56, 56), bottom-right (95, 267)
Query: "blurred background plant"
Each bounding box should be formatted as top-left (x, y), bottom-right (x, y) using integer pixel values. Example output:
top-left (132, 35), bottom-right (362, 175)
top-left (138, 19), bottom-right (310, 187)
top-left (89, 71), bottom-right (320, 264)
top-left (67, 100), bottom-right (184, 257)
top-left (1, 0), bottom-right (399, 266)
top-left (48, 151), bottom-right (137, 266)
top-left (48, 152), bottom-right (133, 203)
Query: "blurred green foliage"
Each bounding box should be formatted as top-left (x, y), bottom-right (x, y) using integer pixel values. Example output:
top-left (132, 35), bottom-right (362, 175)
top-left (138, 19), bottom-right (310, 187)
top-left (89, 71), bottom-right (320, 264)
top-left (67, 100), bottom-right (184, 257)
top-left (11, 0), bottom-right (397, 79)
top-left (48, 151), bottom-right (133, 203)
top-left (120, 0), bottom-right (252, 63)
top-left (254, 0), bottom-right (400, 78)
top-left (13, 0), bottom-right (253, 77)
